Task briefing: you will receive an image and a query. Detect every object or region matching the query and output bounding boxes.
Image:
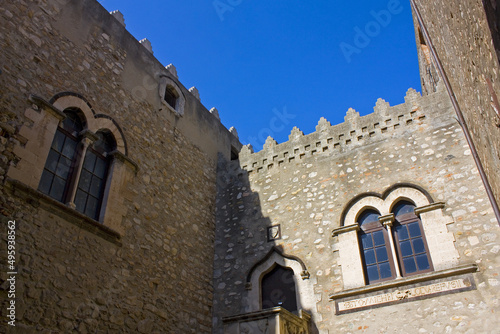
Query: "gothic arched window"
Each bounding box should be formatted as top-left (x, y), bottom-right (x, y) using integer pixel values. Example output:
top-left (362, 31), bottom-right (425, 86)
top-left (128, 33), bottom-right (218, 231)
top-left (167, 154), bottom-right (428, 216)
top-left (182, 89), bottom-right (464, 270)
top-left (74, 131), bottom-right (115, 220)
top-left (392, 201), bottom-right (433, 276)
top-left (358, 209), bottom-right (395, 284)
top-left (38, 108), bottom-right (115, 222)
top-left (38, 108), bottom-right (85, 202)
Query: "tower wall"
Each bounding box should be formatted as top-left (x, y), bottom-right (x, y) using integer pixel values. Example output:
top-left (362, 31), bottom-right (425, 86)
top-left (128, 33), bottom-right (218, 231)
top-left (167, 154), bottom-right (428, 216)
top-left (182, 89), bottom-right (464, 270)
top-left (0, 0), bottom-right (238, 332)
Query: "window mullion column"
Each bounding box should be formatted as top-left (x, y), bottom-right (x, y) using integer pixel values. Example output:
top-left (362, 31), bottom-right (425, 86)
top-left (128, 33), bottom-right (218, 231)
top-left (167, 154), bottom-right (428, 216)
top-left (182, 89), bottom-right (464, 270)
top-left (67, 131), bottom-right (96, 209)
top-left (380, 214), bottom-right (401, 279)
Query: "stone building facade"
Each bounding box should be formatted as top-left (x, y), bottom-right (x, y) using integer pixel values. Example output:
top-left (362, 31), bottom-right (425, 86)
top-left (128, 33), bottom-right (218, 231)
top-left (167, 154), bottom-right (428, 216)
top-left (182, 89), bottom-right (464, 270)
top-left (0, 0), bottom-right (499, 334)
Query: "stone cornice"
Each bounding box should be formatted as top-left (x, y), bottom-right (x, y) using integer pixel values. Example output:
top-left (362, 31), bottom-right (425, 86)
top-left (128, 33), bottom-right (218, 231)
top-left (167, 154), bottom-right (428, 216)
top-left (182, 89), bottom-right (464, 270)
top-left (5, 178), bottom-right (122, 245)
top-left (29, 94), bottom-right (66, 120)
top-left (415, 202), bottom-right (445, 215)
top-left (329, 263), bottom-right (478, 301)
top-left (332, 223), bottom-right (360, 237)
top-left (110, 150), bottom-right (139, 174)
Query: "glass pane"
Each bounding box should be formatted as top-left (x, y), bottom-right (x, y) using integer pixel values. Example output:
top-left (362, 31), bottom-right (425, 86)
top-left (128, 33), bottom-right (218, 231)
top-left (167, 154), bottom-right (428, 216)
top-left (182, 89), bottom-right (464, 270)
top-left (83, 152), bottom-right (96, 172)
top-left (376, 246), bottom-right (388, 262)
top-left (85, 196), bottom-right (99, 219)
top-left (78, 170), bottom-right (92, 192)
top-left (49, 176), bottom-right (66, 202)
top-left (403, 257), bottom-right (417, 274)
top-left (358, 210), bottom-right (380, 226)
top-left (400, 240), bottom-right (413, 257)
top-left (393, 201), bottom-right (415, 216)
top-left (366, 265), bottom-right (379, 283)
top-left (38, 170), bottom-right (54, 195)
top-left (89, 176), bottom-right (103, 198)
top-left (395, 224), bottom-right (409, 240)
top-left (364, 249), bottom-right (376, 265)
top-left (416, 254), bottom-right (430, 271)
top-left (412, 238), bottom-right (426, 254)
top-left (45, 149), bottom-right (60, 173)
top-left (61, 138), bottom-right (77, 159)
top-left (62, 110), bottom-right (84, 133)
top-left (52, 130), bottom-right (66, 152)
top-left (408, 222), bottom-right (422, 237)
top-left (55, 157), bottom-right (71, 178)
top-left (379, 262), bottom-right (392, 279)
top-left (94, 157), bottom-right (107, 177)
top-left (373, 230), bottom-right (385, 246)
top-left (361, 233), bottom-right (373, 248)
top-left (74, 190), bottom-right (87, 213)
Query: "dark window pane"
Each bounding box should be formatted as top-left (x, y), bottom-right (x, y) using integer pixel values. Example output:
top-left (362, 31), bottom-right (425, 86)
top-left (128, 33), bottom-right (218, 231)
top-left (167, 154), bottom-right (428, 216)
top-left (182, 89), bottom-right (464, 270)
top-left (366, 265), bottom-right (379, 283)
top-left (94, 157), bottom-right (107, 177)
top-left (38, 170), bottom-right (54, 195)
top-left (395, 224), bottom-right (409, 240)
top-left (403, 257), bottom-right (417, 274)
top-left (400, 240), bottom-right (413, 257)
top-left (89, 176), bottom-right (103, 198)
top-left (83, 152), bottom-right (96, 172)
top-left (376, 246), bottom-right (388, 262)
top-left (74, 190), bottom-right (87, 213)
top-left (373, 230), bottom-right (385, 246)
top-left (49, 176), bottom-right (66, 202)
top-left (408, 222), bottom-right (422, 237)
top-left (364, 249), bottom-right (376, 265)
top-left (85, 196), bottom-right (99, 219)
top-left (78, 170), bottom-right (92, 192)
top-left (164, 87), bottom-right (178, 109)
top-left (361, 233), bottom-right (373, 248)
top-left (261, 265), bottom-right (297, 312)
top-left (412, 238), bottom-right (426, 254)
top-left (416, 254), bottom-right (430, 271)
top-left (55, 157), bottom-right (71, 178)
top-left (62, 109), bottom-right (84, 133)
top-left (45, 149), bottom-right (60, 173)
top-left (61, 138), bottom-right (77, 159)
top-left (379, 262), bottom-right (392, 279)
top-left (52, 130), bottom-right (66, 152)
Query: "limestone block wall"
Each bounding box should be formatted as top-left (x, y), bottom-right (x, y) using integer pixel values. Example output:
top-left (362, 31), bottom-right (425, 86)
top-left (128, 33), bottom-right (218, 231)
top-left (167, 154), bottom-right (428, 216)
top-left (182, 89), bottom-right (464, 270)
top-left (0, 0), bottom-right (238, 333)
top-left (213, 88), bottom-right (500, 334)
top-left (413, 0), bottom-right (500, 209)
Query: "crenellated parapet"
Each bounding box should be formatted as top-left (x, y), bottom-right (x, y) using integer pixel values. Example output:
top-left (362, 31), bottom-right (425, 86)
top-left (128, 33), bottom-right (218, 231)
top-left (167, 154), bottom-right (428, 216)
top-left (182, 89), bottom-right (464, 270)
top-left (239, 88), bottom-right (450, 174)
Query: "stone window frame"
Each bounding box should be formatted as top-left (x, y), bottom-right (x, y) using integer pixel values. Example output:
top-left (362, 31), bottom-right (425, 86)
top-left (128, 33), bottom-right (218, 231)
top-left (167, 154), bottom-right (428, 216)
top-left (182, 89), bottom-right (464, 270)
top-left (159, 75), bottom-right (185, 117)
top-left (333, 184), bottom-right (460, 290)
top-left (7, 93), bottom-right (138, 238)
top-left (243, 246), bottom-right (321, 321)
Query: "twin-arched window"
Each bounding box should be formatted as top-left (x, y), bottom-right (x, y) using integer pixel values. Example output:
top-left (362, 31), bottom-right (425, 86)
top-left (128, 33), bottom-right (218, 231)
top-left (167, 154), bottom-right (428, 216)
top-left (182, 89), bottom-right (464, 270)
top-left (358, 200), bottom-right (433, 284)
top-left (38, 108), bottom-right (116, 221)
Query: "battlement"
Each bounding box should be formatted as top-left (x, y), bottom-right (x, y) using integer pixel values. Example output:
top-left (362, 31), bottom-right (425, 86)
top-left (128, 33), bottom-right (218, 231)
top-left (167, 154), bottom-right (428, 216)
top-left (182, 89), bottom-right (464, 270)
top-left (239, 88), bottom-right (452, 174)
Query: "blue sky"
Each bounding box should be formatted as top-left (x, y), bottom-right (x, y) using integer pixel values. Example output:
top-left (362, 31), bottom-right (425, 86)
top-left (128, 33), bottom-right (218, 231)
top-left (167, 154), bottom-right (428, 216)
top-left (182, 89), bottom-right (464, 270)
top-left (97, 0), bottom-right (421, 151)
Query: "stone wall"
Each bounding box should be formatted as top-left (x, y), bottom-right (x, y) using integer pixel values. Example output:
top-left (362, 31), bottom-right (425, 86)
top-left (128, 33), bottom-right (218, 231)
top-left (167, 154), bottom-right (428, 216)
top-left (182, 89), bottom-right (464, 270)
top-left (413, 0), bottom-right (500, 210)
top-left (0, 0), bottom-right (237, 333)
top-left (213, 87), bottom-right (500, 333)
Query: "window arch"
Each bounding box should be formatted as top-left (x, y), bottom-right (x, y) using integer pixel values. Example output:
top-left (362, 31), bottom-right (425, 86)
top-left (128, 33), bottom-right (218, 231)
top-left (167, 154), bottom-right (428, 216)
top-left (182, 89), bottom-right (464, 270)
top-left (74, 131), bottom-right (116, 220)
top-left (38, 107), bottom-right (115, 222)
top-left (38, 108), bottom-right (85, 203)
top-left (335, 184), bottom-right (459, 289)
top-left (358, 209), bottom-right (395, 284)
top-left (391, 201), bottom-right (433, 276)
top-left (159, 75), bottom-right (185, 116)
